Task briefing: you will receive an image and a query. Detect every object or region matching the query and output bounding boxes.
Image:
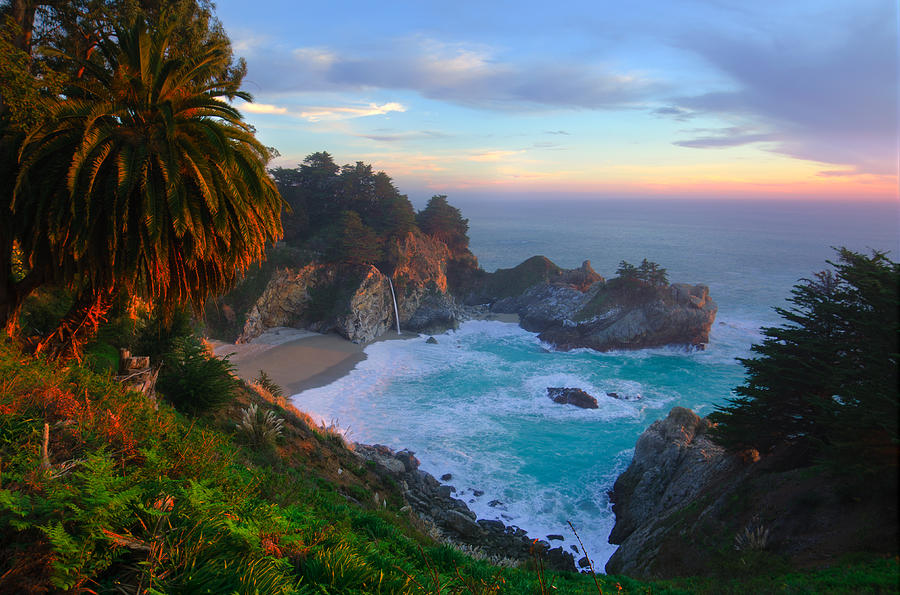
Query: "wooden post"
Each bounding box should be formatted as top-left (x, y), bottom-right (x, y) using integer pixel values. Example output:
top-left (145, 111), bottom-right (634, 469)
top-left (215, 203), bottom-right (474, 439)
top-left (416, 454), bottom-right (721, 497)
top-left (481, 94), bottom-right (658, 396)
top-left (41, 422), bottom-right (50, 470)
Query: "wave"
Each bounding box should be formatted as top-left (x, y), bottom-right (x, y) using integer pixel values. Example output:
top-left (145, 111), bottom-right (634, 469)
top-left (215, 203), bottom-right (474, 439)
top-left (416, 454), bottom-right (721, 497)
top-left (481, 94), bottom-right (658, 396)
top-left (291, 317), bottom-right (755, 570)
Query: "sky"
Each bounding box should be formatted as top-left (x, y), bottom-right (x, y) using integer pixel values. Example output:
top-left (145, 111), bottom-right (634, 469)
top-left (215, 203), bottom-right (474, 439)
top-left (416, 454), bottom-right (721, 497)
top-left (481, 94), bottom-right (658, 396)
top-left (214, 0), bottom-right (899, 204)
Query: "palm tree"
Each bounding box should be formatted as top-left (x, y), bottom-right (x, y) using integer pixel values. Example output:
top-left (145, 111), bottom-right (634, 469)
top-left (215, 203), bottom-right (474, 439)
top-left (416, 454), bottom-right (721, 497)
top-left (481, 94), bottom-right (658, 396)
top-left (11, 19), bottom-right (282, 357)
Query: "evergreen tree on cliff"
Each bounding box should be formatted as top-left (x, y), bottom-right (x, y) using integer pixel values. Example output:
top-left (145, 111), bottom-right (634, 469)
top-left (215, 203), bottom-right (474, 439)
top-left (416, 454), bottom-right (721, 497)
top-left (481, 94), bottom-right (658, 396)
top-left (8, 18), bottom-right (282, 355)
top-left (416, 195), bottom-right (469, 254)
top-left (710, 249), bottom-right (899, 478)
top-left (335, 211), bottom-right (382, 267)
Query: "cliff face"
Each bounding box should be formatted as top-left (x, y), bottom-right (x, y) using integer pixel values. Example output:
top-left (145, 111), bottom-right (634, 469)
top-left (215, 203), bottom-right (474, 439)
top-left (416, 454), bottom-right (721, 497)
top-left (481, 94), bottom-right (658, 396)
top-left (238, 231), bottom-right (468, 344)
top-left (534, 283), bottom-right (717, 351)
top-left (605, 407), bottom-right (898, 579)
top-left (478, 256), bottom-right (716, 351)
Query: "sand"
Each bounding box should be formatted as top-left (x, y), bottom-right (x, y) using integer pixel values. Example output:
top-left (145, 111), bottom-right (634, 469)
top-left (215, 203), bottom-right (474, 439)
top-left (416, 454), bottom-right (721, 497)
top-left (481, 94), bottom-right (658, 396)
top-left (210, 327), bottom-right (367, 396)
top-left (210, 312), bottom-right (521, 397)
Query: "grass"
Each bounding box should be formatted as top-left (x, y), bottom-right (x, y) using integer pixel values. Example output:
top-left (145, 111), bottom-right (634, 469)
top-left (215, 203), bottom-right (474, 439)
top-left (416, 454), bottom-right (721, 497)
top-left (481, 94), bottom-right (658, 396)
top-left (0, 338), bottom-right (894, 593)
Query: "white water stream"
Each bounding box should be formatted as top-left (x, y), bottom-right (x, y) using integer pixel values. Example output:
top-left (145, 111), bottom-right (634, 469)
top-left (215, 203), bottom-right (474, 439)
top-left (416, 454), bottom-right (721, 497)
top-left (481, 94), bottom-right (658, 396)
top-left (388, 278), bottom-right (401, 335)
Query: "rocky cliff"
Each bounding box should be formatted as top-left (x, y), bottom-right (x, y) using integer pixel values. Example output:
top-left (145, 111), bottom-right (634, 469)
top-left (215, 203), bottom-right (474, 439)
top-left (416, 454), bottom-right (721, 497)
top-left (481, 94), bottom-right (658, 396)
top-left (238, 231), bottom-right (469, 344)
top-left (605, 407), bottom-right (898, 579)
top-left (355, 444), bottom-right (575, 571)
top-left (533, 282), bottom-right (717, 351)
top-left (478, 256), bottom-right (716, 351)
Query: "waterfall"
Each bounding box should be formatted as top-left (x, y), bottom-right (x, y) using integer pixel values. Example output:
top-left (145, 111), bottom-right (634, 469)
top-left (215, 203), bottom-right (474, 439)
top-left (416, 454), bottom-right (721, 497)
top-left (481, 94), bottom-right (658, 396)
top-left (388, 278), bottom-right (401, 335)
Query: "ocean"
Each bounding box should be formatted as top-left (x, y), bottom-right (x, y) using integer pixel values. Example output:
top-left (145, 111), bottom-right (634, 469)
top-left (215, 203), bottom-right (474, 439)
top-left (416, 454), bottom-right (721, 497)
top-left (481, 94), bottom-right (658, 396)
top-left (292, 198), bottom-right (899, 569)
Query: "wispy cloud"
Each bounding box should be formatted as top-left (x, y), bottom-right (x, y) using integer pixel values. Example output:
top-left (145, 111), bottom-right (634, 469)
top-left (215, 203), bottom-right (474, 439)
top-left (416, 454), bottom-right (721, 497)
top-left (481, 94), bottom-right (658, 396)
top-left (299, 102), bottom-right (406, 122)
top-left (467, 150), bottom-right (526, 162)
top-left (234, 100), bottom-right (406, 122)
top-left (239, 102), bottom-right (288, 115)
top-left (663, 7), bottom-right (898, 176)
top-left (357, 130), bottom-right (450, 143)
top-left (243, 37), bottom-right (663, 112)
top-left (652, 106), bottom-right (692, 121)
top-left (674, 127), bottom-right (775, 149)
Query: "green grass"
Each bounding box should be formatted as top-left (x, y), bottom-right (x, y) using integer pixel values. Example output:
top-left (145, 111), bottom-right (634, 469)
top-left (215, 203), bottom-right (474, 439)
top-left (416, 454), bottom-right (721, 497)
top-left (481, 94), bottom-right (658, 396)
top-left (0, 339), bottom-right (894, 593)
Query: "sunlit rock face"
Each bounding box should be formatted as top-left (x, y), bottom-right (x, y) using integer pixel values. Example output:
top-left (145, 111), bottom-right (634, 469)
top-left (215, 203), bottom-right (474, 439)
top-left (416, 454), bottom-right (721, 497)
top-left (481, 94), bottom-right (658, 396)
top-left (238, 231), bottom-right (471, 343)
top-left (334, 266), bottom-right (394, 343)
top-left (238, 263), bottom-right (339, 343)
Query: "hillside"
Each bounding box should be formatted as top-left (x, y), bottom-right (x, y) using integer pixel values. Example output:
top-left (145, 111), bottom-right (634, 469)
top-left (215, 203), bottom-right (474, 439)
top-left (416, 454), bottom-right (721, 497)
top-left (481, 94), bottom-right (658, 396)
top-left (1, 340), bottom-right (897, 593)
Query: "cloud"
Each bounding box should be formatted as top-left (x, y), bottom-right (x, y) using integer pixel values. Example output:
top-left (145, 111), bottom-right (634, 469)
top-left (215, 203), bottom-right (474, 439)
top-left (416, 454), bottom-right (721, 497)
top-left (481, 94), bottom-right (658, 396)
top-left (652, 106), bottom-right (693, 121)
top-left (673, 127), bottom-right (775, 149)
top-left (357, 130), bottom-right (450, 142)
top-left (299, 102), bottom-right (406, 122)
top-left (239, 102), bottom-right (289, 115)
top-left (243, 37), bottom-right (663, 111)
top-left (816, 169), bottom-right (864, 178)
top-left (665, 7), bottom-right (898, 175)
top-left (544, 130), bottom-right (571, 135)
top-left (234, 100), bottom-right (406, 122)
top-left (468, 150), bottom-right (525, 162)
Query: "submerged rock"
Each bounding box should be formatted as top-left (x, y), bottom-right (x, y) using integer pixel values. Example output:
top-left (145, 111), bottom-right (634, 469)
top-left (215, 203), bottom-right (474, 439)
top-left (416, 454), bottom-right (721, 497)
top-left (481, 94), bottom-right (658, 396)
top-left (425, 336), bottom-right (439, 344)
top-left (547, 387), bottom-right (599, 409)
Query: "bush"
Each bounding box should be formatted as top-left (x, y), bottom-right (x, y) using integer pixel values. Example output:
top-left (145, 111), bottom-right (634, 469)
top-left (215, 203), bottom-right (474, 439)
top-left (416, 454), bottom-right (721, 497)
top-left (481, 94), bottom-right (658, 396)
top-left (237, 403), bottom-right (284, 447)
top-left (156, 336), bottom-right (237, 414)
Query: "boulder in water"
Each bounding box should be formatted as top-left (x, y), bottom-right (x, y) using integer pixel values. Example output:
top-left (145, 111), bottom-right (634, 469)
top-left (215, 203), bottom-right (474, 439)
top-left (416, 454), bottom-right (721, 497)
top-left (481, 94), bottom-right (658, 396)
top-left (426, 336), bottom-right (438, 344)
top-left (548, 387), bottom-right (599, 409)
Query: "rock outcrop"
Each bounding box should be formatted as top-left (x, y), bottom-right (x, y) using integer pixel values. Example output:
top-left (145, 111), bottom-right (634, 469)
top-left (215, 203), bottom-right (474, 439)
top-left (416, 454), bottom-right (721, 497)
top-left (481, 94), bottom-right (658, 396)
top-left (605, 407), bottom-right (899, 579)
top-left (606, 407), bottom-right (735, 575)
top-left (238, 263), bottom-right (395, 344)
top-left (472, 256), bottom-right (716, 351)
top-left (470, 257), bottom-right (601, 306)
top-left (547, 387), bottom-right (599, 409)
top-left (528, 283), bottom-right (716, 351)
top-left (238, 231), bottom-right (470, 344)
top-left (355, 444), bottom-right (576, 572)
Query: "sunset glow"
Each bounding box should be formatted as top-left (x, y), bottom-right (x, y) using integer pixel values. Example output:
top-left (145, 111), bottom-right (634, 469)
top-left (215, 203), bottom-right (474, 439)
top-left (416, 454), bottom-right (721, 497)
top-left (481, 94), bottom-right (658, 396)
top-left (216, 0), bottom-right (899, 203)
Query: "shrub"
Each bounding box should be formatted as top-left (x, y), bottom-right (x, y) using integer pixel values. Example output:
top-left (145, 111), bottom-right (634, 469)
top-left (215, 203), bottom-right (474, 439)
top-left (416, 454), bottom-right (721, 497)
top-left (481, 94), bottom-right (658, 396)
top-left (156, 336), bottom-right (237, 414)
top-left (237, 404), bottom-right (284, 447)
top-left (254, 370), bottom-right (284, 398)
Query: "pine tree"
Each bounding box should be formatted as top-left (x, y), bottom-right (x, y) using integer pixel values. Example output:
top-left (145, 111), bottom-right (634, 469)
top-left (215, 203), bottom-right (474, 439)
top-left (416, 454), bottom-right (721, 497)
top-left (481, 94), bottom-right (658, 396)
top-left (710, 249), bottom-right (899, 474)
top-left (335, 211), bottom-right (382, 266)
top-left (416, 195), bottom-right (469, 253)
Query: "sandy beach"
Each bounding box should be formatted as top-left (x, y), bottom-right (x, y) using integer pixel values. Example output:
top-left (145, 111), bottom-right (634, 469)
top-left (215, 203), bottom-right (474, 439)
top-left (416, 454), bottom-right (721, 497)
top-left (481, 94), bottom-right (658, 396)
top-left (211, 327), bottom-right (367, 396)
top-left (211, 312), bottom-right (520, 397)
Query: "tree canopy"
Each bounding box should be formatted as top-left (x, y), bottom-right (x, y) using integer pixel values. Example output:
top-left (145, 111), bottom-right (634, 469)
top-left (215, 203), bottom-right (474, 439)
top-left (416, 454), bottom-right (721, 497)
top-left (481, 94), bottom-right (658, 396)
top-left (416, 195), bottom-right (469, 254)
top-left (710, 249), bottom-right (899, 476)
top-left (2, 10), bottom-right (281, 353)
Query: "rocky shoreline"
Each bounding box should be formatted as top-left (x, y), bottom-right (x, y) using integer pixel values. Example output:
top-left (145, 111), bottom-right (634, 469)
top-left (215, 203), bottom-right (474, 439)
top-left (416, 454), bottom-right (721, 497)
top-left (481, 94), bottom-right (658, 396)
top-left (354, 443), bottom-right (577, 572)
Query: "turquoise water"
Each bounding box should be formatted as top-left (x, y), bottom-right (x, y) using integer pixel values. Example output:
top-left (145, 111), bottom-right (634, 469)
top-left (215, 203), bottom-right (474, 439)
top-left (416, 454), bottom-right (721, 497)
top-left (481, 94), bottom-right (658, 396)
top-left (292, 198), bottom-right (899, 568)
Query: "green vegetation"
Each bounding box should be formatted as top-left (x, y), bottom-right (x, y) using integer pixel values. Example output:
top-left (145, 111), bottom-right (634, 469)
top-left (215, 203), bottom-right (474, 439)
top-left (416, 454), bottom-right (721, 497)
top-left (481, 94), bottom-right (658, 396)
top-left (710, 249), bottom-right (899, 481)
top-left (574, 258), bottom-right (671, 321)
top-left (2, 339), bottom-right (894, 593)
top-left (614, 259), bottom-right (669, 288)
top-left (475, 255), bottom-right (564, 301)
top-left (272, 152), bottom-right (473, 276)
top-left (2, 5), bottom-right (281, 359)
top-left (416, 194), bottom-right (471, 255)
